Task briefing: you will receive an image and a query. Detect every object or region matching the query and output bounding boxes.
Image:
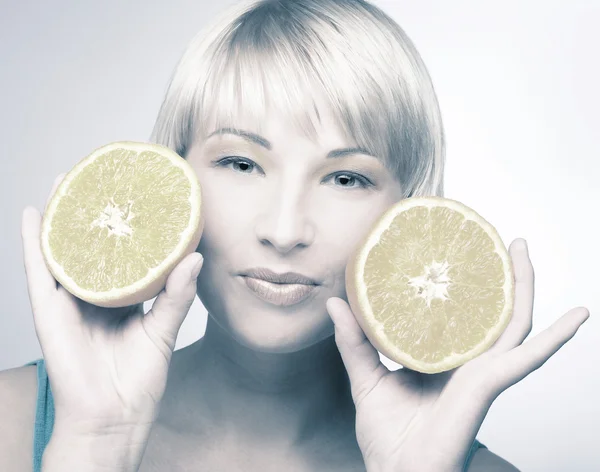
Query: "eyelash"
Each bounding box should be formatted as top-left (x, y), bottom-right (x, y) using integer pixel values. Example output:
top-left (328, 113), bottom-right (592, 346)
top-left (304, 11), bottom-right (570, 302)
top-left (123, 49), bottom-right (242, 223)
top-left (214, 156), bottom-right (374, 189)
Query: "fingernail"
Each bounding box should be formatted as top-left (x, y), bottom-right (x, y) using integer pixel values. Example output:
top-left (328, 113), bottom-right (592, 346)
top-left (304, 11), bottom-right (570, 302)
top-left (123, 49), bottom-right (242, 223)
top-left (191, 255), bottom-right (203, 279)
top-left (516, 238), bottom-right (528, 251)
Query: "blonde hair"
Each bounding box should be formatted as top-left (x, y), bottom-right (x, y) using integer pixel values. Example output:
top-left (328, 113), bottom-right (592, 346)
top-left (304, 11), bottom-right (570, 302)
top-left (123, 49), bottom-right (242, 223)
top-left (151, 0), bottom-right (445, 197)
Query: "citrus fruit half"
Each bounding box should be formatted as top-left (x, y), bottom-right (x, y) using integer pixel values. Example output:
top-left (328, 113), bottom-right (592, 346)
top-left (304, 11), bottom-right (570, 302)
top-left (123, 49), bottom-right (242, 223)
top-left (345, 197), bottom-right (514, 374)
top-left (41, 141), bottom-right (203, 308)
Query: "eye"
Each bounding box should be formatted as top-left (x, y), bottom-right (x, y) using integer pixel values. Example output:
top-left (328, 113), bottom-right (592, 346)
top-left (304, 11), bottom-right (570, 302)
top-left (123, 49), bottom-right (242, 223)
top-left (327, 172), bottom-right (373, 189)
top-left (215, 156), bottom-right (263, 175)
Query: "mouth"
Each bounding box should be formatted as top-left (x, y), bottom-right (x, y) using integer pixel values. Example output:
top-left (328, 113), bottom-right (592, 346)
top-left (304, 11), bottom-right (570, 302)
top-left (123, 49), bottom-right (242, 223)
top-left (241, 267), bottom-right (319, 285)
top-left (239, 268), bottom-right (320, 307)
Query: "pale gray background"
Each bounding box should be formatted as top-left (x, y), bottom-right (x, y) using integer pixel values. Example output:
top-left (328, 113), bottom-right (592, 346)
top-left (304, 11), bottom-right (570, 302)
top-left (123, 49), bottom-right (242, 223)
top-left (1, 1), bottom-right (598, 470)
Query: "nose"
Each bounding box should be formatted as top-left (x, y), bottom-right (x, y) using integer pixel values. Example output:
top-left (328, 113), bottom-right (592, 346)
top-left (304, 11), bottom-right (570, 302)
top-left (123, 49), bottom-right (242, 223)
top-left (255, 184), bottom-right (316, 254)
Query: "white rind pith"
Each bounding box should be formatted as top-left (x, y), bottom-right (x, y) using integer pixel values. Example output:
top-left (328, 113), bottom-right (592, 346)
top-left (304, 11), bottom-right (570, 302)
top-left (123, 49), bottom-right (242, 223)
top-left (40, 141), bottom-right (202, 303)
top-left (354, 196), bottom-right (514, 373)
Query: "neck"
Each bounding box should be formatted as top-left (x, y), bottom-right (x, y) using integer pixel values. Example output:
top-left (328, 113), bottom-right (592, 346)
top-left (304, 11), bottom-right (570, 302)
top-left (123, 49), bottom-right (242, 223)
top-left (160, 315), bottom-right (355, 447)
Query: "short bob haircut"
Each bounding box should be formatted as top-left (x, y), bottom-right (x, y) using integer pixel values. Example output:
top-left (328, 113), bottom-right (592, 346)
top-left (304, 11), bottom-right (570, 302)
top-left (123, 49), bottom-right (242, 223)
top-left (151, 0), bottom-right (445, 198)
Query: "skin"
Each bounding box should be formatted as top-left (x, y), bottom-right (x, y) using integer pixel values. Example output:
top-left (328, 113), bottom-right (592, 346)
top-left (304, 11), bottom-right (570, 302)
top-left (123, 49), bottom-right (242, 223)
top-left (147, 102), bottom-right (404, 469)
top-left (12, 96), bottom-right (588, 471)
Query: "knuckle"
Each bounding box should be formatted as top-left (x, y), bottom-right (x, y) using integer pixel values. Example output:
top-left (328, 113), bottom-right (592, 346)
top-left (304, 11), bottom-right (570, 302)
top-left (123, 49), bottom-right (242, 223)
top-left (468, 368), bottom-right (496, 404)
top-left (487, 361), bottom-right (512, 396)
top-left (526, 265), bottom-right (535, 283)
top-left (523, 320), bottom-right (533, 337)
top-left (163, 285), bottom-right (196, 312)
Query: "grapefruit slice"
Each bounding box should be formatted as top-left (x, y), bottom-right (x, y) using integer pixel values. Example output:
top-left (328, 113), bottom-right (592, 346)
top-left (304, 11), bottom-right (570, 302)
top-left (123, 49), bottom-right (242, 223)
top-left (41, 141), bottom-right (203, 308)
top-left (345, 197), bottom-right (514, 374)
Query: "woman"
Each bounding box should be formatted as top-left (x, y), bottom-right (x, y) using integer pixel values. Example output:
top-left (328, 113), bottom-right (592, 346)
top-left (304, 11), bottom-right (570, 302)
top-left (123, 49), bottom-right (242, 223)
top-left (0, 0), bottom-right (589, 471)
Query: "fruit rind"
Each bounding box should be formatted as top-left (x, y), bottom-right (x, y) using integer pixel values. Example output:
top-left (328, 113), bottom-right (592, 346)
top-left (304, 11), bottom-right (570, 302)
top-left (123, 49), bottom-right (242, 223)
top-left (345, 196), bottom-right (514, 374)
top-left (40, 141), bottom-right (204, 308)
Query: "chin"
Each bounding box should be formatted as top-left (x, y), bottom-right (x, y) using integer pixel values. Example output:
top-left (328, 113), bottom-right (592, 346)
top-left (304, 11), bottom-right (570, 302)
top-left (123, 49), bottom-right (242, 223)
top-left (214, 304), bottom-right (335, 354)
top-left (196, 266), bottom-right (340, 353)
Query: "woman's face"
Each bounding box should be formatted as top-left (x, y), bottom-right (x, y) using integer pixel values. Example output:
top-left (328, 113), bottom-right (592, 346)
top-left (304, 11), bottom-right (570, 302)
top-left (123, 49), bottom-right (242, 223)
top-left (185, 104), bottom-right (403, 353)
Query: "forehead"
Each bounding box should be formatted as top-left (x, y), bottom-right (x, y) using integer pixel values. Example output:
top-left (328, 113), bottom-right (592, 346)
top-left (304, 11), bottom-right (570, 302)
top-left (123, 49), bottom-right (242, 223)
top-left (201, 88), bottom-right (359, 151)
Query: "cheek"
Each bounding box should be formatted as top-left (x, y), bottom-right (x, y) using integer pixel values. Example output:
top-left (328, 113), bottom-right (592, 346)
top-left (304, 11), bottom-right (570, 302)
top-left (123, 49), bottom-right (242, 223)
top-left (197, 180), bottom-right (256, 248)
top-left (320, 197), bottom-right (392, 257)
top-left (313, 198), bottom-right (394, 301)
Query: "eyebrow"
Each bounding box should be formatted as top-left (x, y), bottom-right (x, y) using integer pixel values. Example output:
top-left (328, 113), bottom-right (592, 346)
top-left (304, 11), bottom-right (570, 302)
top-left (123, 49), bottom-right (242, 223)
top-left (207, 128), bottom-right (375, 159)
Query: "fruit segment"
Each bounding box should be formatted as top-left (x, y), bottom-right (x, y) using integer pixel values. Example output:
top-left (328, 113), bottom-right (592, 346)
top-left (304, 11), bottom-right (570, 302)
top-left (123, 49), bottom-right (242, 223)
top-left (346, 197), bottom-right (513, 374)
top-left (48, 150), bottom-right (193, 292)
top-left (41, 142), bottom-right (203, 307)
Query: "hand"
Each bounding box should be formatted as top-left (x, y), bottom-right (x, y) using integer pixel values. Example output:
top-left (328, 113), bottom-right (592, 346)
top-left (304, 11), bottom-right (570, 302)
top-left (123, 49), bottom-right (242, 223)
top-left (327, 238), bottom-right (589, 472)
top-left (21, 174), bottom-right (203, 435)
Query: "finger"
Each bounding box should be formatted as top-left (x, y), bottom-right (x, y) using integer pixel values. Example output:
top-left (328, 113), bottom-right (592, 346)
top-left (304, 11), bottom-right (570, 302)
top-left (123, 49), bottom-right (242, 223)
top-left (326, 297), bottom-right (388, 404)
top-left (21, 206), bottom-right (57, 313)
top-left (491, 306), bottom-right (590, 393)
top-left (44, 173), bottom-right (66, 213)
top-left (145, 252), bottom-right (204, 351)
top-left (489, 238), bottom-right (534, 353)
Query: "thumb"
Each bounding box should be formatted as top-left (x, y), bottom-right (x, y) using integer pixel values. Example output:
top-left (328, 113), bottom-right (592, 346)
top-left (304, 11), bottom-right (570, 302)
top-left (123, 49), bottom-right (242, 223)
top-left (326, 297), bottom-right (388, 404)
top-left (145, 252), bottom-right (204, 350)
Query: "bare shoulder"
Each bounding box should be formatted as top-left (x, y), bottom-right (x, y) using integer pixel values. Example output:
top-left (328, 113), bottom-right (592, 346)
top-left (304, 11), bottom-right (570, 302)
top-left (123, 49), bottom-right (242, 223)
top-left (0, 365), bottom-right (38, 472)
top-left (468, 447), bottom-right (520, 471)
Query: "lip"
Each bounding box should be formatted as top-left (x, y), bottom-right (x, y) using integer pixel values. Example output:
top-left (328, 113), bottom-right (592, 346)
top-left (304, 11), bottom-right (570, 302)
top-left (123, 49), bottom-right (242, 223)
top-left (240, 267), bottom-right (319, 285)
top-left (238, 268), bottom-right (320, 307)
top-left (240, 276), bottom-right (318, 306)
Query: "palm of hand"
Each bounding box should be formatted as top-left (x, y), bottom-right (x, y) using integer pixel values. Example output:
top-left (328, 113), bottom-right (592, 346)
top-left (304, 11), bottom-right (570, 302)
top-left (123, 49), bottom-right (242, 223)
top-left (38, 289), bottom-right (174, 425)
top-left (327, 239), bottom-right (589, 472)
top-left (353, 353), bottom-right (498, 472)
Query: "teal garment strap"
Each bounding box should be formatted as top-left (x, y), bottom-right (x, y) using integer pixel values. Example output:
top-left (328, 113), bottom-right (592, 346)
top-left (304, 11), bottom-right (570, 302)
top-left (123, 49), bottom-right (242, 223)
top-left (464, 439), bottom-right (487, 471)
top-left (24, 358), bottom-right (55, 472)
